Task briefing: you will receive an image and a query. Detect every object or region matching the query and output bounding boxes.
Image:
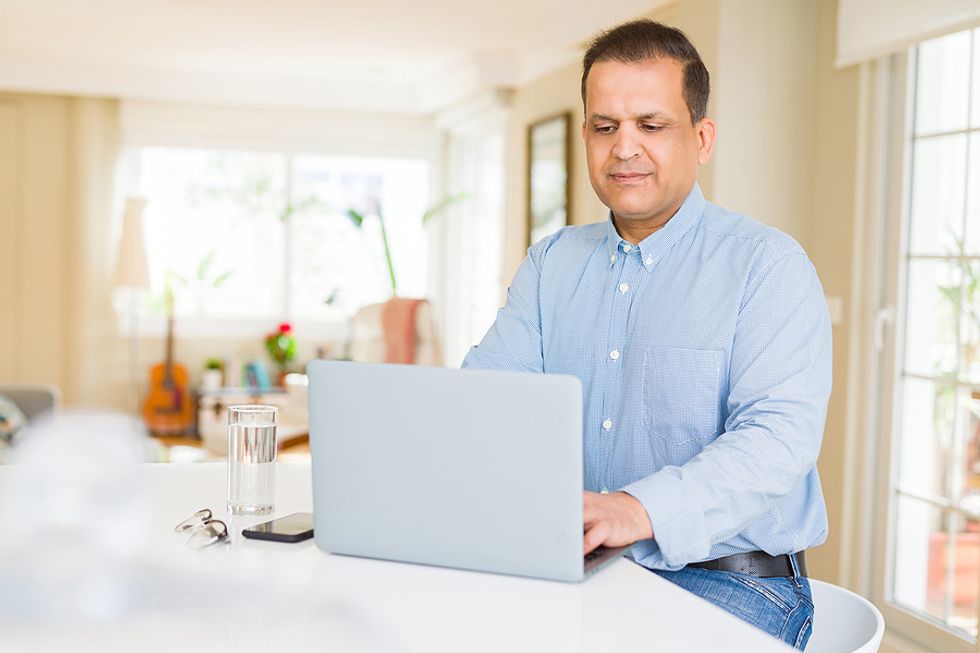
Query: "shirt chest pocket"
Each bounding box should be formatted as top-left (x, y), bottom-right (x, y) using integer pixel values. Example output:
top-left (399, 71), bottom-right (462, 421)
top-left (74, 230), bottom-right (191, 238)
top-left (642, 347), bottom-right (724, 445)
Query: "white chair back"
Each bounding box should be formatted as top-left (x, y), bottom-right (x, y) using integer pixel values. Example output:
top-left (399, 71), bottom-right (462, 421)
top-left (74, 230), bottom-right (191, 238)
top-left (807, 579), bottom-right (884, 653)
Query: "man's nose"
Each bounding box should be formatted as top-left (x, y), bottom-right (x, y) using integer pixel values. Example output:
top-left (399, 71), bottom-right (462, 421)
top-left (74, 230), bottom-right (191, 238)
top-left (611, 125), bottom-right (640, 160)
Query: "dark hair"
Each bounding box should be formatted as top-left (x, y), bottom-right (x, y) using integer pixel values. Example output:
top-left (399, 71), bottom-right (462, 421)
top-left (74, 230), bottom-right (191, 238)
top-left (581, 19), bottom-right (710, 124)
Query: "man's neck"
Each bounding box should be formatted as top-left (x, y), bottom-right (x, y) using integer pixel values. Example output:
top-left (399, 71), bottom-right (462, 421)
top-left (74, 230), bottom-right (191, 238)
top-left (613, 219), bottom-right (666, 245)
top-left (612, 199), bottom-right (684, 245)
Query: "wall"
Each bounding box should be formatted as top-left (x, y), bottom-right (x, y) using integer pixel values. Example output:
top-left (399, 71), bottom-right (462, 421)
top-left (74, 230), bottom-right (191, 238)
top-left (802, 0), bottom-right (861, 587)
top-left (705, 0), bottom-right (817, 244)
top-left (0, 94), bottom-right (71, 390)
top-left (0, 93), bottom-right (124, 408)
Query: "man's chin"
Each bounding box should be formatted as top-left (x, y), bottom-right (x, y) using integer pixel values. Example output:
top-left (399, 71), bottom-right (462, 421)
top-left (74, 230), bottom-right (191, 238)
top-left (602, 191), bottom-right (663, 215)
top-left (607, 203), bottom-right (663, 222)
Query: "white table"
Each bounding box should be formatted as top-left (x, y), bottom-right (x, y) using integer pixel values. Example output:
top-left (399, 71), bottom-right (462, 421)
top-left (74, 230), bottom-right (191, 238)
top-left (0, 462), bottom-right (794, 652)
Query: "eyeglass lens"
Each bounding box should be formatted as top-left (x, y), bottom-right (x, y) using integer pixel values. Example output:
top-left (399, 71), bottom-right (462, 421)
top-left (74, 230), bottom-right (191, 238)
top-left (175, 508), bottom-right (213, 532)
top-left (188, 520), bottom-right (228, 549)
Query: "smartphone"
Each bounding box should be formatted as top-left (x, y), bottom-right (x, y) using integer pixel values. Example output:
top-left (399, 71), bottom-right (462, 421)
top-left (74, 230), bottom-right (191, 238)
top-left (241, 512), bottom-right (314, 543)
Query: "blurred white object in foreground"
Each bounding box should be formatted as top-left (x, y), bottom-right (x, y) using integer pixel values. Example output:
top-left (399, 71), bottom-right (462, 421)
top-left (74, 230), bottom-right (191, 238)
top-left (0, 410), bottom-right (150, 621)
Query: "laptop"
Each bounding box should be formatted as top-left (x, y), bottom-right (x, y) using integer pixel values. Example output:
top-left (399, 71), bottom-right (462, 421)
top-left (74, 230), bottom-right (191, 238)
top-left (306, 360), bottom-right (630, 582)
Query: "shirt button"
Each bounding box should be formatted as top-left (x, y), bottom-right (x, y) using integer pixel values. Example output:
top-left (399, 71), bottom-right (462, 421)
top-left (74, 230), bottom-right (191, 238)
top-left (645, 256), bottom-right (653, 266)
top-left (609, 349), bottom-right (620, 360)
top-left (623, 244), bottom-right (632, 253)
top-left (602, 419), bottom-right (612, 431)
top-left (600, 487), bottom-right (610, 494)
top-left (610, 254), bottom-right (617, 263)
top-left (618, 282), bottom-right (629, 294)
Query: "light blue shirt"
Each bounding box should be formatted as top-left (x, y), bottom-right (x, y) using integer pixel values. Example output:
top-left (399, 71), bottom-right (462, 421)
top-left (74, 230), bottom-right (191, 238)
top-left (462, 183), bottom-right (831, 571)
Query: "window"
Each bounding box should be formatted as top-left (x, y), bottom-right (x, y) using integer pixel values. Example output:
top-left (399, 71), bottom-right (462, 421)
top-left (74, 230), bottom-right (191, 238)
top-left (135, 146), bottom-right (430, 327)
top-left (887, 26), bottom-right (980, 645)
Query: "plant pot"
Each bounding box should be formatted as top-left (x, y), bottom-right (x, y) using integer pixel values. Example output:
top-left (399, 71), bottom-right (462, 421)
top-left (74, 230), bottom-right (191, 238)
top-left (201, 369), bottom-right (223, 390)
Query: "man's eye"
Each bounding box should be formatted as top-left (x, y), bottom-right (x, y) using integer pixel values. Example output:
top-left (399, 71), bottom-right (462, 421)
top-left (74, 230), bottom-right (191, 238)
top-left (593, 125), bottom-right (616, 134)
top-left (642, 124), bottom-right (663, 132)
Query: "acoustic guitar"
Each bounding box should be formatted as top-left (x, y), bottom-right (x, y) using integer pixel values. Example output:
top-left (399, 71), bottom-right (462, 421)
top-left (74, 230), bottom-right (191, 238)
top-left (142, 289), bottom-right (195, 436)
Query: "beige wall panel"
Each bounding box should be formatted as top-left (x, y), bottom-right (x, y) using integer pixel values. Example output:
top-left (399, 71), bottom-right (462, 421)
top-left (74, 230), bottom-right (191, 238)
top-left (709, 0), bottom-right (816, 247)
top-left (18, 96), bottom-right (69, 389)
top-left (66, 97), bottom-right (122, 408)
top-left (674, 0), bottom-right (719, 199)
top-left (805, 0), bottom-right (860, 585)
top-left (0, 100), bottom-right (21, 381)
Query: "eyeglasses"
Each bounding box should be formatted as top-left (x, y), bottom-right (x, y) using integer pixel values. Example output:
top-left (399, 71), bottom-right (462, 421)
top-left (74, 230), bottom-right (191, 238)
top-left (174, 508), bottom-right (229, 549)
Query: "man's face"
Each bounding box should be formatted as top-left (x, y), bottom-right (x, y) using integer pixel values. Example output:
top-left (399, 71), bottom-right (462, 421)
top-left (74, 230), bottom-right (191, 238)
top-left (583, 58), bottom-right (714, 230)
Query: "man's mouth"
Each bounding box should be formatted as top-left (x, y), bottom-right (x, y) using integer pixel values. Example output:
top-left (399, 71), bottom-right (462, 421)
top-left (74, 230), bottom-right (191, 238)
top-left (609, 172), bottom-right (650, 183)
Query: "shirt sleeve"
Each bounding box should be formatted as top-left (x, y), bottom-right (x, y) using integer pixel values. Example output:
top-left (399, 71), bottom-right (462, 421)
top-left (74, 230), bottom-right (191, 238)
top-left (461, 242), bottom-right (547, 373)
top-left (622, 251), bottom-right (832, 567)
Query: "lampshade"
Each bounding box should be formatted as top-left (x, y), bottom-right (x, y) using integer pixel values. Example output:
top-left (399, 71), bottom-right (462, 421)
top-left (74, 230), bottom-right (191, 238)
top-left (114, 197), bottom-right (149, 289)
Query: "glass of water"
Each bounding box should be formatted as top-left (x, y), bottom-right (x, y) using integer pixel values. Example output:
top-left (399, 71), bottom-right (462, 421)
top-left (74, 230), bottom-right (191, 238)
top-left (227, 405), bottom-right (277, 515)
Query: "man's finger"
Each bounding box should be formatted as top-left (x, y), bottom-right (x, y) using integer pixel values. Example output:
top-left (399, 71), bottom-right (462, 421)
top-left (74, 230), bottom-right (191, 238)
top-left (582, 491), bottom-right (602, 524)
top-left (583, 520), bottom-right (611, 555)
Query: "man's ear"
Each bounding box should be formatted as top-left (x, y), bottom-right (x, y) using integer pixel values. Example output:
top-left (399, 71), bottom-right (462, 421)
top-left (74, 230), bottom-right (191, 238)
top-left (696, 118), bottom-right (716, 165)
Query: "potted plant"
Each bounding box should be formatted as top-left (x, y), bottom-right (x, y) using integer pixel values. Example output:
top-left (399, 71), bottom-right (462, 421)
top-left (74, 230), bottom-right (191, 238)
top-left (265, 323), bottom-right (297, 386)
top-left (201, 357), bottom-right (224, 390)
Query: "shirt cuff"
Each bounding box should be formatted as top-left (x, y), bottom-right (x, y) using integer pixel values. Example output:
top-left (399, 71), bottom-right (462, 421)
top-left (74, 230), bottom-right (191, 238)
top-left (622, 467), bottom-right (711, 568)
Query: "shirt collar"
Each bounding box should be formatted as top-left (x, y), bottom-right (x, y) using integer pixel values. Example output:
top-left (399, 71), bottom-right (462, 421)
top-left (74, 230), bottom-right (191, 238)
top-left (604, 183), bottom-right (706, 271)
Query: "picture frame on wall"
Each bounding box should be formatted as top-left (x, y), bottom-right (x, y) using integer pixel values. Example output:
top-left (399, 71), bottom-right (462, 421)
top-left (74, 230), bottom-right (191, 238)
top-left (527, 112), bottom-right (571, 247)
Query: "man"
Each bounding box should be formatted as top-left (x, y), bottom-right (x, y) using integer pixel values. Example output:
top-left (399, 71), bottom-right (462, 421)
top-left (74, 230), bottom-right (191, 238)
top-left (462, 19), bottom-right (829, 650)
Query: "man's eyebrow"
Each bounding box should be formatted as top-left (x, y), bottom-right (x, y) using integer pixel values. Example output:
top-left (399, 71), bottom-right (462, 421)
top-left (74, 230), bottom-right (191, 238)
top-left (588, 112), bottom-right (673, 122)
top-left (636, 112), bottom-right (672, 121)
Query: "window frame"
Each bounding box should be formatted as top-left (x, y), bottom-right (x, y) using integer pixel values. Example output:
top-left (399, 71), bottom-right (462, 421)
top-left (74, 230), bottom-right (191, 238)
top-left (869, 31), bottom-right (980, 653)
top-left (117, 140), bottom-right (440, 340)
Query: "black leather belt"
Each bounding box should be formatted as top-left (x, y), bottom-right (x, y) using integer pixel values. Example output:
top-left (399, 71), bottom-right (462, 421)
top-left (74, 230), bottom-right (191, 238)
top-left (688, 551), bottom-right (807, 578)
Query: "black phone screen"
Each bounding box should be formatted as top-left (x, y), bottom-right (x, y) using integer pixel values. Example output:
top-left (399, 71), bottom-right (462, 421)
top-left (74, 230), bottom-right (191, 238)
top-left (241, 512), bottom-right (314, 542)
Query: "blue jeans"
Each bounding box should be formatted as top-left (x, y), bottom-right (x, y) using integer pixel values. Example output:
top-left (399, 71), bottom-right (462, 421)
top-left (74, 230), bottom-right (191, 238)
top-left (653, 556), bottom-right (814, 650)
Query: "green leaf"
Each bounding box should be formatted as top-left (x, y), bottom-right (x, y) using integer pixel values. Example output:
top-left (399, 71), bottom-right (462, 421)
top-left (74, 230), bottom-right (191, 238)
top-left (938, 286), bottom-right (960, 304)
top-left (197, 250), bottom-right (216, 281)
top-left (345, 208), bottom-right (364, 228)
top-left (212, 270), bottom-right (234, 288)
top-left (166, 270), bottom-right (189, 287)
top-left (422, 192), bottom-right (468, 225)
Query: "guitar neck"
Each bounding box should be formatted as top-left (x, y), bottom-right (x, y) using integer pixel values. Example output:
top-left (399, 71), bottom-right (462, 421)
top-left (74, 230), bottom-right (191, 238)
top-left (163, 291), bottom-right (175, 387)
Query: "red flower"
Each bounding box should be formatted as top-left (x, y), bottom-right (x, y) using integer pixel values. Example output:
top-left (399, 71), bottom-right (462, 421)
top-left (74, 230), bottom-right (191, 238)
top-left (278, 322), bottom-right (292, 333)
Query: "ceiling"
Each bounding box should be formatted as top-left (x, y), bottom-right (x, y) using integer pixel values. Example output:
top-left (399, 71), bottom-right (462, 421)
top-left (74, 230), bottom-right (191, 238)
top-left (0, 0), bottom-right (663, 115)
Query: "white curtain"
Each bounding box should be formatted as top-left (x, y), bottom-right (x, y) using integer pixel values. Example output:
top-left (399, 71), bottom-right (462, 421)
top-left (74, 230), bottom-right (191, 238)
top-left (431, 92), bottom-right (509, 368)
top-left (837, 0), bottom-right (980, 67)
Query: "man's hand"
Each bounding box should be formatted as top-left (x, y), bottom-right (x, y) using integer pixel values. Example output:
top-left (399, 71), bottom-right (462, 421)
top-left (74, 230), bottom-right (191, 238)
top-left (583, 491), bottom-right (653, 554)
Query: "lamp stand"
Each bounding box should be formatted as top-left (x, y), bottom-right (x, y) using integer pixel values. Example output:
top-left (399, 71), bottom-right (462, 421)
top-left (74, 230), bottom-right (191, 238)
top-left (127, 287), bottom-right (142, 415)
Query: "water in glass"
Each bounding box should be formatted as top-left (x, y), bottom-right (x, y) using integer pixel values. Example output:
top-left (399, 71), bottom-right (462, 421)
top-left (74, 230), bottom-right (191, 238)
top-left (227, 406), bottom-right (277, 515)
